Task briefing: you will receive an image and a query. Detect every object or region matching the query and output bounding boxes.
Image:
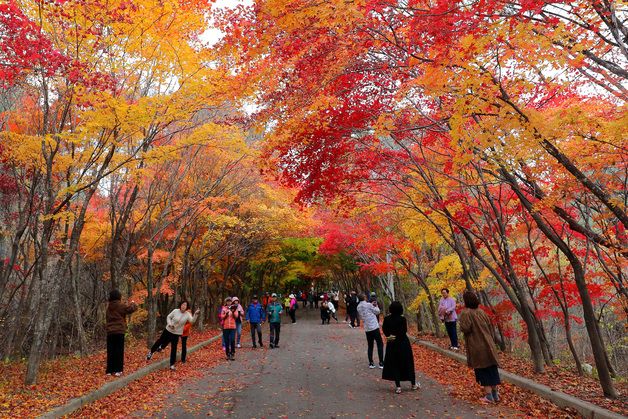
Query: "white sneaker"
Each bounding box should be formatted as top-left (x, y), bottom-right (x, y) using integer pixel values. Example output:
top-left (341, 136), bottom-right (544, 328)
top-left (169, 365), bottom-right (176, 370)
top-left (236, 344), bottom-right (241, 348)
top-left (412, 383), bottom-right (421, 390)
top-left (369, 363), bottom-right (376, 369)
top-left (378, 363), bottom-right (384, 369)
top-left (452, 347), bottom-right (460, 351)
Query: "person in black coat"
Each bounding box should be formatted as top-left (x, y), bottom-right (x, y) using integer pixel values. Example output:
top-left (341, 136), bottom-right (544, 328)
top-left (382, 301), bottom-right (420, 394)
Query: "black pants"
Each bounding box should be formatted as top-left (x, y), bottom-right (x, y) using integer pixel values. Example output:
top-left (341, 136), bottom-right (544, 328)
top-left (106, 333), bottom-right (125, 374)
top-left (349, 311), bottom-right (359, 327)
top-left (269, 322), bottom-right (281, 345)
top-left (366, 329), bottom-right (384, 365)
top-left (150, 329), bottom-right (180, 366)
top-left (321, 310), bottom-right (330, 324)
top-left (181, 336), bottom-right (188, 362)
top-left (289, 309), bottom-right (296, 323)
top-left (250, 322), bottom-right (263, 346)
top-left (445, 321), bottom-right (459, 348)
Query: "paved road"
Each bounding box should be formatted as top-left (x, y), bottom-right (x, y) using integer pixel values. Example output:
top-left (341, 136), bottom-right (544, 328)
top-left (150, 308), bottom-right (507, 418)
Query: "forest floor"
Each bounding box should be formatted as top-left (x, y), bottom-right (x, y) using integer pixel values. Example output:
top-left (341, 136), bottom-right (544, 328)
top-left (415, 334), bottom-right (628, 416)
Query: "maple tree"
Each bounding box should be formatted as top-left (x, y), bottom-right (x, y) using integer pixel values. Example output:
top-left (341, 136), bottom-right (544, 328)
top-left (0, 0), bottom-right (626, 411)
top-left (218, 0), bottom-right (627, 398)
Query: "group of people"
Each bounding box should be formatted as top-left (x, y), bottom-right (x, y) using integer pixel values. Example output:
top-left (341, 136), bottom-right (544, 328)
top-left (106, 291), bottom-right (200, 375)
top-left (106, 286), bottom-right (501, 403)
top-left (219, 292), bottom-right (297, 360)
top-left (353, 289), bottom-right (501, 401)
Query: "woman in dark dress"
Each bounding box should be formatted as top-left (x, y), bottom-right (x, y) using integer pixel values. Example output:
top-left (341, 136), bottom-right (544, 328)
top-left (382, 301), bottom-right (420, 394)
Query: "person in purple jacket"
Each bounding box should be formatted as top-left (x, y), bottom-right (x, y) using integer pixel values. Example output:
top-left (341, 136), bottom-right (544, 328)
top-left (438, 288), bottom-right (459, 350)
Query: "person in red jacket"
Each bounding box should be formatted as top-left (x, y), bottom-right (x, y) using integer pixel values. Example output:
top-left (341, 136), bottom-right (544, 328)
top-left (106, 289), bottom-right (137, 376)
top-left (181, 307), bottom-right (199, 363)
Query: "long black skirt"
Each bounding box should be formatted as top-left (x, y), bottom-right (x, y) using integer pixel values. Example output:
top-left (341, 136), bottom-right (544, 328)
top-left (382, 335), bottom-right (415, 383)
top-left (474, 365), bottom-right (501, 386)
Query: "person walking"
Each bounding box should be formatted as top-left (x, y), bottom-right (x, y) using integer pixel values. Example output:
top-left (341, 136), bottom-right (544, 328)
top-left (221, 297), bottom-right (240, 360)
top-left (320, 300), bottom-right (331, 324)
top-left (382, 301), bottom-right (419, 394)
top-left (267, 293), bottom-right (283, 348)
top-left (288, 294), bottom-right (298, 324)
top-left (308, 292), bottom-right (314, 309)
top-left (347, 291), bottom-right (360, 328)
top-left (232, 297), bottom-right (245, 348)
top-left (438, 288), bottom-right (459, 350)
top-left (357, 294), bottom-right (384, 369)
top-left (147, 301), bottom-right (200, 370)
top-left (246, 295), bottom-right (266, 348)
top-left (106, 289), bottom-right (137, 376)
top-left (301, 291), bottom-right (308, 309)
top-left (261, 292), bottom-right (270, 309)
top-left (328, 297), bottom-right (338, 322)
top-left (458, 291), bottom-right (501, 403)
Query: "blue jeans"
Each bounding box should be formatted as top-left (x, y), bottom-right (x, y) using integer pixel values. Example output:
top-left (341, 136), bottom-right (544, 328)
top-left (445, 321), bottom-right (458, 348)
top-left (223, 329), bottom-right (236, 356)
top-left (236, 321), bottom-right (242, 345)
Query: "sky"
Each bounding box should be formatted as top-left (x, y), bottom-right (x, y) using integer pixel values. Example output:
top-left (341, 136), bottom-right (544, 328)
top-left (201, 0), bottom-right (253, 46)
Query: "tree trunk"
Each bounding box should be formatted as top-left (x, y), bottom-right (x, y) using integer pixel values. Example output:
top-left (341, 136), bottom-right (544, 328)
top-left (564, 316), bottom-right (583, 375)
top-left (71, 254), bottom-right (87, 355)
top-left (426, 293), bottom-right (442, 337)
top-left (25, 261), bottom-right (62, 384)
top-left (146, 246), bottom-right (156, 348)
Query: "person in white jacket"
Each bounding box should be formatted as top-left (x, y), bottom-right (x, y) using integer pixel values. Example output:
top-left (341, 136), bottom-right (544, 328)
top-left (147, 301), bottom-right (200, 370)
top-left (328, 298), bottom-right (338, 322)
top-left (357, 294), bottom-right (384, 369)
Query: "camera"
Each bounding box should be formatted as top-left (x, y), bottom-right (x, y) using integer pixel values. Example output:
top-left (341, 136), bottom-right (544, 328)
top-left (230, 304), bottom-right (238, 311)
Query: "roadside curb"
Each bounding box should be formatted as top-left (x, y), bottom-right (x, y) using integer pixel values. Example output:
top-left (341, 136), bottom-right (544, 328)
top-left (413, 339), bottom-right (624, 419)
top-left (39, 334), bottom-right (221, 419)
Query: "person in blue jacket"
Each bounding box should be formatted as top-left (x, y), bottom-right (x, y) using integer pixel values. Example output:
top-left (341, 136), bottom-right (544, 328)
top-left (246, 294), bottom-right (266, 348)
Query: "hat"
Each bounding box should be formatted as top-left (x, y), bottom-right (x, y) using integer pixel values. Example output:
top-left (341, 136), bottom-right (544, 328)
top-left (271, 293), bottom-right (277, 297)
top-left (289, 294), bottom-right (295, 298)
top-left (252, 294), bottom-right (258, 299)
top-left (370, 292), bottom-right (377, 297)
top-left (232, 297), bottom-right (239, 302)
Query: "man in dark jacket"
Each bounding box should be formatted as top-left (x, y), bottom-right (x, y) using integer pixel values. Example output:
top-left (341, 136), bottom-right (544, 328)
top-left (347, 291), bottom-right (360, 328)
top-left (246, 295), bottom-right (266, 348)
